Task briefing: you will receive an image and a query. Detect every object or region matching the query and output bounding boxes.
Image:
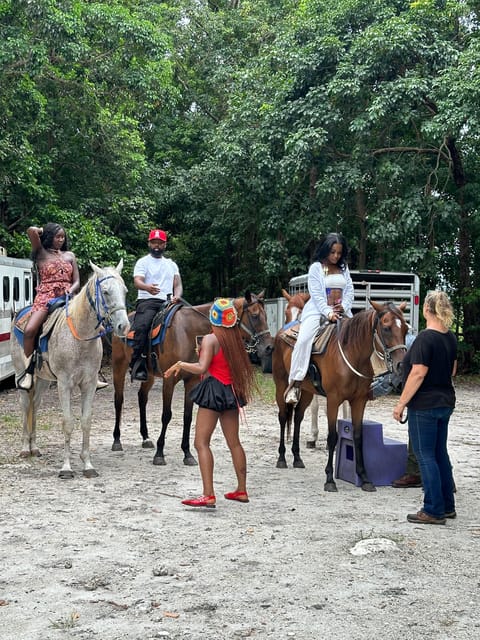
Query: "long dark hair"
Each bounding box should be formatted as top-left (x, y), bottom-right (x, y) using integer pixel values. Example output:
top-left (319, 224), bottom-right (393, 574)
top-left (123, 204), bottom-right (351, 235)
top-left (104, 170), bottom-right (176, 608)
top-left (211, 326), bottom-right (256, 403)
top-left (32, 222), bottom-right (69, 260)
top-left (312, 232), bottom-right (349, 269)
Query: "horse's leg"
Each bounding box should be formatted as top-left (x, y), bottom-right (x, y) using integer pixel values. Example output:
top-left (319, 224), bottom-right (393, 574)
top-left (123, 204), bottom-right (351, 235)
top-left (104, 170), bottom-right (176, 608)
top-left (180, 379), bottom-right (198, 466)
top-left (78, 385), bottom-right (99, 478)
top-left (306, 395), bottom-right (320, 448)
top-left (291, 393), bottom-right (312, 468)
top-left (56, 383), bottom-right (76, 479)
top-left (112, 345), bottom-right (130, 452)
top-left (276, 403), bottom-right (290, 468)
top-left (138, 376), bottom-right (155, 449)
top-left (19, 382), bottom-right (46, 457)
top-left (351, 399), bottom-right (376, 492)
top-left (324, 398), bottom-right (340, 492)
top-left (153, 376), bottom-right (174, 466)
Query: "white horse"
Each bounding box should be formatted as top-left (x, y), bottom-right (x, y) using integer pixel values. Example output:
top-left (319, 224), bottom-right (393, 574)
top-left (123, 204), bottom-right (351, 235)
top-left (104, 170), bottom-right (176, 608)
top-left (10, 260), bottom-right (130, 478)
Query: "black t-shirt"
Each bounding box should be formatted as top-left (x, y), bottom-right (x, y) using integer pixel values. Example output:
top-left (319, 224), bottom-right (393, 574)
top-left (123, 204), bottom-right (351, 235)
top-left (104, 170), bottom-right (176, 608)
top-left (402, 328), bottom-right (457, 410)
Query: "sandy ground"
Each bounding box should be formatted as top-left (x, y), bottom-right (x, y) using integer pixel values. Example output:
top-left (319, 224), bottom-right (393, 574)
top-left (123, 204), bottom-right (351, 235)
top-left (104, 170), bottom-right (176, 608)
top-left (0, 370), bottom-right (479, 640)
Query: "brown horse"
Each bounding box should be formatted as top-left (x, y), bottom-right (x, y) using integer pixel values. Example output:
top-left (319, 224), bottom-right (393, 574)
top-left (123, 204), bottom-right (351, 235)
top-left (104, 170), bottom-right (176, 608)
top-left (272, 300), bottom-right (408, 491)
top-left (111, 291), bottom-right (274, 465)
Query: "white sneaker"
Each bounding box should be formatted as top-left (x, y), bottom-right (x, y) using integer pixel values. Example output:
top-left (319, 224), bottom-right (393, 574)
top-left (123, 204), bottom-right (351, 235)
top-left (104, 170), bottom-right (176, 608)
top-left (17, 354), bottom-right (34, 390)
top-left (284, 385), bottom-right (301, 405)
top-left (96, 380), bottom-right (109, 390)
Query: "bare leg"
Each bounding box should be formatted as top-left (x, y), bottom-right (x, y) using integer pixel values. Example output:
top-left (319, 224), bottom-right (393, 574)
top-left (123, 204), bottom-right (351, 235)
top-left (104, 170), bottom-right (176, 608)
top-left (219, 409), bottom-right (247, 494)
top-left (193, 407), bottom-right (219, 496)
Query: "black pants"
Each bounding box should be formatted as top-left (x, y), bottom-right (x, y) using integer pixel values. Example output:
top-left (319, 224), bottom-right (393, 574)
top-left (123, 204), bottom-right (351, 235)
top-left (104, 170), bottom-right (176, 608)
top-left (130, 299), bottom-right (166, 362)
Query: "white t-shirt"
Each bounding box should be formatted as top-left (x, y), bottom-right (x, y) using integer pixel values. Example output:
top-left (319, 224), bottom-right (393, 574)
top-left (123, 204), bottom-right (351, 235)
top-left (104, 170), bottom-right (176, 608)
top-left (133, 254), bottom-right (180, 301)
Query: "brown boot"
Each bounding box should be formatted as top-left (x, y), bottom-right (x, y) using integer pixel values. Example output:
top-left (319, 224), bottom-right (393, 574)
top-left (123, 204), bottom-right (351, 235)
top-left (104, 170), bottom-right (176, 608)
top-left (392, 473), bottom-right (422, 488)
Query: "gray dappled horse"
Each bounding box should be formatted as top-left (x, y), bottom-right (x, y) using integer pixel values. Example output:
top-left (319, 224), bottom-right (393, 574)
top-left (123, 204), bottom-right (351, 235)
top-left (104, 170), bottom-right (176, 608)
top-left (11, 261), bottom-right (129, 478)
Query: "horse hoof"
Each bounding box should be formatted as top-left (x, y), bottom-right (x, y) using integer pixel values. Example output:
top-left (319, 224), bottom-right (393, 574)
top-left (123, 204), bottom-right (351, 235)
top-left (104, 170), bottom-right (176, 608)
top-left (59, 470), bottom-right (74, 479)
top-left (153, 456), bottom-right (166, 466)
top-left (142, 439), bottom-right (154, 449)
top-left (324, 482), bottom-right (338, 492)
top-left (19, 451), bottom-right (30, 458)
top-left (111, 442), bottom-right (123, 452)
top-left (83, 469), bottom-right (99, 478)
top-left (183, 456), bottom-right (198, 466)
top-left (361, 482), bottom-right (377, 492)
top-left (293, 459), bottom-right (305, 469)
top-left (276, 460), bottom-right (288, 469)
top-left (31, 449), bottom-right (42, 457)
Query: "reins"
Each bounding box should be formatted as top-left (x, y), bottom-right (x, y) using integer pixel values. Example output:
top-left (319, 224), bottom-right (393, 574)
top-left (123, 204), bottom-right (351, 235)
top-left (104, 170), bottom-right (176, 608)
top-left (237, 297), bottom-right (270, 353)
top-left (336, 307), bottom-right (407, 379)
top-left (66, 275), bottom-right (127, 341)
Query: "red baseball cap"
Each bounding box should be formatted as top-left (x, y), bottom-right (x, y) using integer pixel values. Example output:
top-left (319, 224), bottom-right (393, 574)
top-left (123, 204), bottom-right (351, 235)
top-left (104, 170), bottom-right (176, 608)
top-left (148, 229), bottom-right (167, 242)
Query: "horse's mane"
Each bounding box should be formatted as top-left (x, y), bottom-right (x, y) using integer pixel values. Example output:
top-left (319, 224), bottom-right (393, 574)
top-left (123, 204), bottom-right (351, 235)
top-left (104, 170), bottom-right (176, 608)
top-left (339, 308), bottom-right (374, 344)
top-left (338, 303), bottom-right (405, 345)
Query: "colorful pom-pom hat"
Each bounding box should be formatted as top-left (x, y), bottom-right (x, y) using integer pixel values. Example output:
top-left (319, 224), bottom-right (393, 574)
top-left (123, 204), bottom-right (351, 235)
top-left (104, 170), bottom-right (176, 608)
top-left (209, 298), bottom-right (238, 328)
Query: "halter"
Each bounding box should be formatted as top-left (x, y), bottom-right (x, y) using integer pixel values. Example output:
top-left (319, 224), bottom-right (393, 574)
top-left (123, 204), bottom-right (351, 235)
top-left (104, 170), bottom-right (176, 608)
top-left (237, 297), bottom-right (270, 353)
top-left (372, 307), bottom-right (407, 372)
top-left (66, 275), bottom-right (127, 341)
top-left (337, 306), bottom-right (407, 379)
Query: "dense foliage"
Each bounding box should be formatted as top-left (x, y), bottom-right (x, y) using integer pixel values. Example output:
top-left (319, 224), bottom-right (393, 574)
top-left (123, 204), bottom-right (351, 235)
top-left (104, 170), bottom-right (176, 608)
top-left (2, 0), bottom-right (480, 369)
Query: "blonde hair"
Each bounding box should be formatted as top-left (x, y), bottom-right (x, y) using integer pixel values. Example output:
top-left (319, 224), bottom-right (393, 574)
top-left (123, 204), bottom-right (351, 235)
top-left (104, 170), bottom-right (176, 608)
top-left (211, 325), bottom-right (256, 403)
top-left (424, 290), bottom-right (454, 329)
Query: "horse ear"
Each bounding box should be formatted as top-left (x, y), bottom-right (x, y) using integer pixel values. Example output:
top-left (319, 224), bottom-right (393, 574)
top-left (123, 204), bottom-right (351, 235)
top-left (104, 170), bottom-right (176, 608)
top-left (245, 290), bottom-right (252, 303)
top-left (281, 289), bottom-right (291, 301)
top-left (89, 260), bottom-right (102, 276)
top-left (115, 258), bottom-right (124, 274)
top-left (369, 299), bottom-right (382, 312)
top-left (257, 290), bottom-right (265, 301)
top-left (399, 301), bottom-right (407, 311)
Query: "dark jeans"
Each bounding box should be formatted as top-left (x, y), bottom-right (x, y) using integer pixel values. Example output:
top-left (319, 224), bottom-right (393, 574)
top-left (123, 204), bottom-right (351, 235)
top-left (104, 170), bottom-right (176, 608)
top-left (131, 299), bottom-right (166, 362)
top-left (408, 406), bottom-right (455, 518)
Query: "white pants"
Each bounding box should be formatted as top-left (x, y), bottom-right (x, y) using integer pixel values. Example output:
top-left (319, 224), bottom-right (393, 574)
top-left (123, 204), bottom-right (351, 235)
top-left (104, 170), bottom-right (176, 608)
top-left (289, 314), bottom-right (323, 383)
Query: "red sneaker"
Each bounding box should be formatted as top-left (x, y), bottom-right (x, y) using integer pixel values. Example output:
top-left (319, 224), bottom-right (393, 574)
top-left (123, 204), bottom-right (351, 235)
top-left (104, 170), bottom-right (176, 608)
top-left (181, 495), bottom-right (216, 508)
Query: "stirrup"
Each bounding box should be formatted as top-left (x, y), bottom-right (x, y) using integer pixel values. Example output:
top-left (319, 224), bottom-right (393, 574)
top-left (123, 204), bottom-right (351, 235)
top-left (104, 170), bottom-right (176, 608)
top-left (130, 355), bottom-right (148, 382)
top-left (17, 354), bottom-right (35, 390)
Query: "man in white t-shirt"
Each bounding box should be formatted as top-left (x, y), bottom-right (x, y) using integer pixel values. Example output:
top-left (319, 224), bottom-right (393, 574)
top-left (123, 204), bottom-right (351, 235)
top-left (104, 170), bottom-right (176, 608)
top-left (130, 229), bottom-right (183, 381)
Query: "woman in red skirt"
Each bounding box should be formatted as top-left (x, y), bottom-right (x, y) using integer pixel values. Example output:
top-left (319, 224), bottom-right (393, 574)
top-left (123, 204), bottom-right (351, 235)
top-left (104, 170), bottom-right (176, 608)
top-left (164, 298), bottom-right (256, 508)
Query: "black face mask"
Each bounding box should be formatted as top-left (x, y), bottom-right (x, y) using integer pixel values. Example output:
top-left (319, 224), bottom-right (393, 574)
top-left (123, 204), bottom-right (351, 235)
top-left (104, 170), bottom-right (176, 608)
top-left (149, 248), bottom-right (164, 258)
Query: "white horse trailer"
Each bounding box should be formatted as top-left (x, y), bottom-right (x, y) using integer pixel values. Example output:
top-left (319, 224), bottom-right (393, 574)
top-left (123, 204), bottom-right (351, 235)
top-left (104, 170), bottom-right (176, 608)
top-left (0, 249), bottom-right (34, 382)
top-left (262, 270), bottom-right (420, 373)
top-left (266, 269), bottom-right (420, 336)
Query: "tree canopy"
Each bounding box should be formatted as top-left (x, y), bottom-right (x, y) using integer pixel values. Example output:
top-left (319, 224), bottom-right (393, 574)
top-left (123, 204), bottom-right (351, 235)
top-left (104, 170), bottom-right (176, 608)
top-left (2, 0), bottom-right (480, 369)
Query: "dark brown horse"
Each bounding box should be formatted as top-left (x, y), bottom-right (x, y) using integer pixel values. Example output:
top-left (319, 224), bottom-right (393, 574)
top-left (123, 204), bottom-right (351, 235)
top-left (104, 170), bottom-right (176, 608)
top-left (111, 291), bottom-right (274, 465)
top-left (272, 300), bottom-right (408, 491)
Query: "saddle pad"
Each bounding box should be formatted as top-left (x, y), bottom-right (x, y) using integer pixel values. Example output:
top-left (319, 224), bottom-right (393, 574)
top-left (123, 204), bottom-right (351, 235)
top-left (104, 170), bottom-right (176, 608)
top-left (279, 321), bottom-right (335, 356)
top-left (312, 323), bottom-right (335, 355)
top-left (126, 302), bottom-right (183, 347)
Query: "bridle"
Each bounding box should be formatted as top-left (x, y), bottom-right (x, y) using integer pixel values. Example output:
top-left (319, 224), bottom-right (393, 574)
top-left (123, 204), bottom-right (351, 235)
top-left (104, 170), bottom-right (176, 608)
top-left (237, 297), bottom-right (270, 353)
top-left (337, 306), bottom-right (407, 379)
top-left (66, 275), bottom-right (127, 341)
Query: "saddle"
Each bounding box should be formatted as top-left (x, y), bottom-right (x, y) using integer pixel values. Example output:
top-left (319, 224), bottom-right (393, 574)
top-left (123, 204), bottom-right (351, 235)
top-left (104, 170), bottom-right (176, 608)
top-left (13, 304), bottom-right (66, 380)
top-left (280, 319), bottom-right (336, 355)
top-left (126, 302), bottom-right (183, 352)
top-left (280, 318), bottom-right (338, 396)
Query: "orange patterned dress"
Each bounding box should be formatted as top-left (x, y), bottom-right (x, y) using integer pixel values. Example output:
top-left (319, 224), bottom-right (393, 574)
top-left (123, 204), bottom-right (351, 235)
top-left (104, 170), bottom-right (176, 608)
top-left (32, 257), bottom-right (74, 312)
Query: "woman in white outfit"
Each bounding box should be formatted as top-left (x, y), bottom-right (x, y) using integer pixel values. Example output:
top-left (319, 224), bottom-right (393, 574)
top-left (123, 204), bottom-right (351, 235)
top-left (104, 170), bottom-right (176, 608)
top-left (285, 233), bottom-right (354, 405)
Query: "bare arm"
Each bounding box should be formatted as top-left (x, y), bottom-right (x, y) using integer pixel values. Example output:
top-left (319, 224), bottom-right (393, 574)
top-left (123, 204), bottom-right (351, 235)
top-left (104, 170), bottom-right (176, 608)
top-left (393, 363), bottom-right (428, 422)
top-left (27, 226), bottom-right (44, 254)
top-left (172, 274), bottom-right (183, 303)
top-left (69, 254), bottom-right (80, 295)
top-left (134, 275), bottom-right (160, 296)
top-left (163, 333), bottom-right (216, 378)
